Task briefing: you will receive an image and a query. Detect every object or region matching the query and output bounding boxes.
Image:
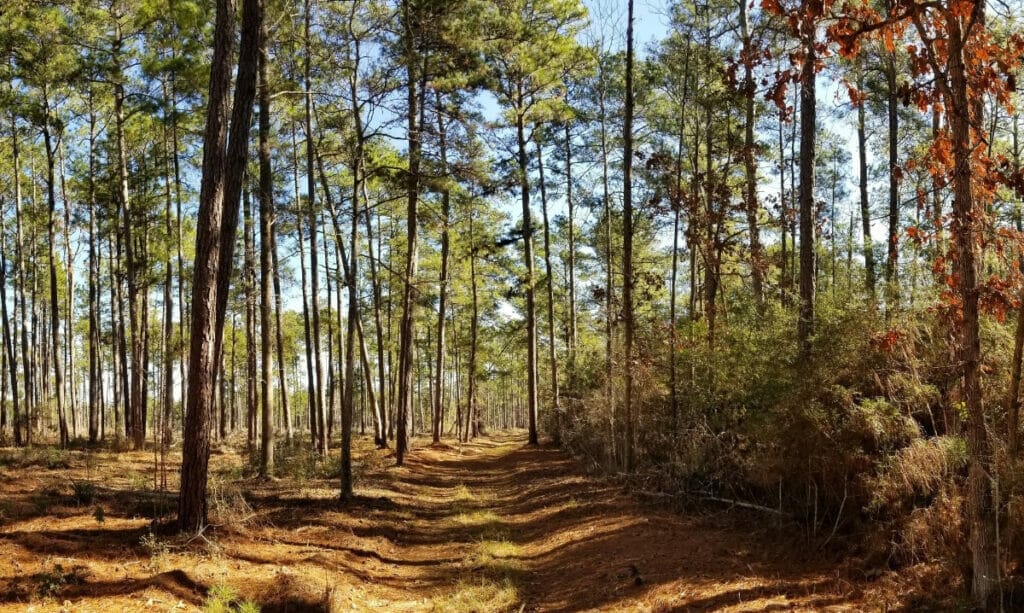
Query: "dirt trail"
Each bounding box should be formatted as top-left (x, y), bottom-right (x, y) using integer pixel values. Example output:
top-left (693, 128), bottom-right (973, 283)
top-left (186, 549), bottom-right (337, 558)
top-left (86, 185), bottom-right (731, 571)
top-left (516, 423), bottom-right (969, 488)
top-left (0, 433), bottom-right (895, 611)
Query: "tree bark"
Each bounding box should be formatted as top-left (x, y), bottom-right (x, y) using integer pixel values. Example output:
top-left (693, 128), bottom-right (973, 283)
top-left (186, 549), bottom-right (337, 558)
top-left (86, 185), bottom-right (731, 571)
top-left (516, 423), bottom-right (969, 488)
top-left (1008, 112), bottom-right (1022, 456)
top-left (41, 86), bottom-right (68, 449)
top-left (856, 64), bottom-right (876, 303)
top-left (564, 123), bottom-right (577, 386)
top-left (885, 49), bottom-right (900, 311)
top-left (740, 0), bottom-right (764, 313)
top-left (467, 209), bottom-right (479, 441)
top-left (270, 208), bottom-right (291, 442)
top-left (516, 98), bottom-right (539, 447)
top-left (112, 25), bottom-right (146, 450)
top-left (244, 186), bottom-right (257, 451)
top-left (304, 0), bottom-right (327, 456)
top-left (364, 201), bottom-right (388, 447)
top-left (796, 26), bottom-right (816, 355)
top-left (292, 125), bottom-right (317, 446)
top-left (258, 6), bottom-right (275, 477)
top-left (432, 96), bottom-right (450, 445)
top-left (6, 114), bottom-right (23, 446)
top-left (178, 0), bottom-right (260, 533)
top-left (536, 132), bottom-right (560, 445)
top-left (396, 0), bottom-right (421, 463)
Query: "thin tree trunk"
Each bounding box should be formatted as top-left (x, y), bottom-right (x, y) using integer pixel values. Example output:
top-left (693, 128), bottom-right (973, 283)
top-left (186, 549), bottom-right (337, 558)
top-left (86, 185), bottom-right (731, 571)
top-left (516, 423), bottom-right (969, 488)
top-left (536, 132), bottom-right (560, 445)
top-left (598, 63), bottom-right (615, 460)
top-left (42, 86), bottom-right (68, 449)
top-left (364, 204), bottom-right (388, 447)
top-left (87, 89), bottom-right (99, 446)
top-left (396, 0), bottom-right (421, 464)
top-left (1008, 112), bottom-right (1022, 456)
top-left (0, 169), bottom-right (18, 447)
top-left (779, 114), bottom-right (788, 306)
top-left (516, 95), bottom-right (539, 447)
top-left (856, 64), bottom-right (876, 302)
top-left (7, 114), bottom-right (23, 446)
top-left (341, 3), bottom-right (365, 495)
top-left (304, 0), bottom-right (327, 456)
top-left (564, 123), bottom-right (577, 385)
top-left (796, 26), bottom-right (816, 354)
top-left (112, 30), bottom-right (145, 450)
top-left (740, 0), bottom-right (764, 313)
top-left (433, 93), bottom-right (450, 445)
top-left (885, 49), bottom-right (900, 311)
top-left (258, 16), bottom-right (275, 477)
top-left (161, 85), bottom-right (176, 453)
top-left (270, 208), bottom-right (291, 442)
top-left (293, 125), bottom-right (317, 447)
top-left (171, 76), bottom-right (188, 435)
top-left (58, 143), bottom-right (76, 439)
top-left (244, 186), bottom-right (257, 451)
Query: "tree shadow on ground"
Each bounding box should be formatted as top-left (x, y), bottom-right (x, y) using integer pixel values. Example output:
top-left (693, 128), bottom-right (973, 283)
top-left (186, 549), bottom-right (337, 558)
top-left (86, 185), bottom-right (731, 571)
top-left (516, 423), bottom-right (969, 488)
top-left (1, 432), bottom-right (878, 610)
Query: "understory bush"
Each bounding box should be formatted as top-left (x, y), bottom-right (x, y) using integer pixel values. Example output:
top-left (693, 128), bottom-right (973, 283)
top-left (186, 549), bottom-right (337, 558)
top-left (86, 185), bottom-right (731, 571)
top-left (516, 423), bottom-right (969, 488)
top-left (557, 292), bottom-right (1022, 585)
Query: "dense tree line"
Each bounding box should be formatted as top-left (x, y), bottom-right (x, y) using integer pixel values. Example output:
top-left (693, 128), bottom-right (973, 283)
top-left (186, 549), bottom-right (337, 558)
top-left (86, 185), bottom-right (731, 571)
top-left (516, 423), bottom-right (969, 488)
top-left (2, 0), bottom-right (1024, 606)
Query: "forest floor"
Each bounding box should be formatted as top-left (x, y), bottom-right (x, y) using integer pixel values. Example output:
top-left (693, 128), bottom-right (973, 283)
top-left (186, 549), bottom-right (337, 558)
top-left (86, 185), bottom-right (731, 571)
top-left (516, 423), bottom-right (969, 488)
top-left (0, 431), bottom-right (944, 612)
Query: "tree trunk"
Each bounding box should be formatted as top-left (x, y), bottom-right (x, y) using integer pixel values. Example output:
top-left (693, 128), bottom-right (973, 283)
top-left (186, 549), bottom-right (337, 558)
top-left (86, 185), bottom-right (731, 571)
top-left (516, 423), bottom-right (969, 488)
top-left (112, 31), bottom-right (146, 450)
top-left (885, 51), bottom-right (900, 311)
top-left (304, 0), bottom-right (327, 456)
top-left (622, 0), bottom-right (636, 471)
top-left (59, 144), bottom-right (76, 439)
top-left (1009, 112), bottom-right (1022, 456)
top-left (178, 0), bottom-right (260, 533)
top-left (779, 115), bottom-right (788, 306)
top-left (42, 87), bottom-right (68, 449)
top-left (516, 98), bottom-right (540, 447)
top-left (244, 186), bottom-right (257, 452)
top-left (86, 90), bottom-right (100, 446)
top-left (364, 200), bottom-right (388, 447)
top-left (396, 0), bottom-right (421, 463)
top-left (270, 206), bottom-right (291, 442)
top-left (0, 171), bottom-right (18, 447)
top-left (293, 125), bottom-right (318, 447)
top-left (536, 132), bottom-right (560, 445)
top-left (433, 95), bottom-right (450, 445)
top-left (935, 10), bottom-right (995, 605)
top-left (467, 209), bottom-right (479, 441)
top-left (796, 28), bottom-right (816, 355)
top-left (112, 226), bottom-right (127, 441)
top-left (161, 84), bottom-right (176, 454)
top-left (856, 64), bottom-right (876, 303)
top-left (258, 12), bottom-right (275, 478)
top-left (564, 123), bottom-right (577, 387)
top-left (740, 0), bottom-right (764, 313)
top-left (6, 115), bottom-right (23, 446)
top-left (598, 64), bottom-right (615, 461)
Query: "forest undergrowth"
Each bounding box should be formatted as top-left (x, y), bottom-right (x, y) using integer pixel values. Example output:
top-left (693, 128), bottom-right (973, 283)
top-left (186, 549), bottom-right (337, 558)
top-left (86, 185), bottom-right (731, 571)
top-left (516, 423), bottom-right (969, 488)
top-left (559, 295), bottom-right (1024, 609)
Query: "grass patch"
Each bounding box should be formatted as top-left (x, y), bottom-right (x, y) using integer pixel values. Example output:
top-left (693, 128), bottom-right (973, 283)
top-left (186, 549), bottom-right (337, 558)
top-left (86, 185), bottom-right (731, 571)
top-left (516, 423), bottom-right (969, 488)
top-left (452, 483), bottom-right (496, 516)
top-left (203, 583), bottom-right (260, 613)
top-left (476, 538), bottom-right (518, 560)
top-left (471, 534), bottom-right (525, 582)
top-left (0, 447), bottom-right (70, 469)
top-left (452, 484), bottom-right (475, 506)
top-left (431, 577), bottom-right (519, 612)
top-left (438, 524), bottom-right (525, 611)
top-left (453, 509), bottom-right (501, 529)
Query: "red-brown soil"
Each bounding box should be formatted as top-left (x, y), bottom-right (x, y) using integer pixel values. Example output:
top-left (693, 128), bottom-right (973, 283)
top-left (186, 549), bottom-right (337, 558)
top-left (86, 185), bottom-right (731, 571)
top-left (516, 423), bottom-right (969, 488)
top-left (0, 432), bottom-right (932, 611)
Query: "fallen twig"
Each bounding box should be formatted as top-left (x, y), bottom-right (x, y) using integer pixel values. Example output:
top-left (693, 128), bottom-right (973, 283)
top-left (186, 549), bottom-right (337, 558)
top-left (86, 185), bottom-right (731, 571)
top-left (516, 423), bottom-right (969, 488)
top-left (636, 489), bottom-right (790, 518)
